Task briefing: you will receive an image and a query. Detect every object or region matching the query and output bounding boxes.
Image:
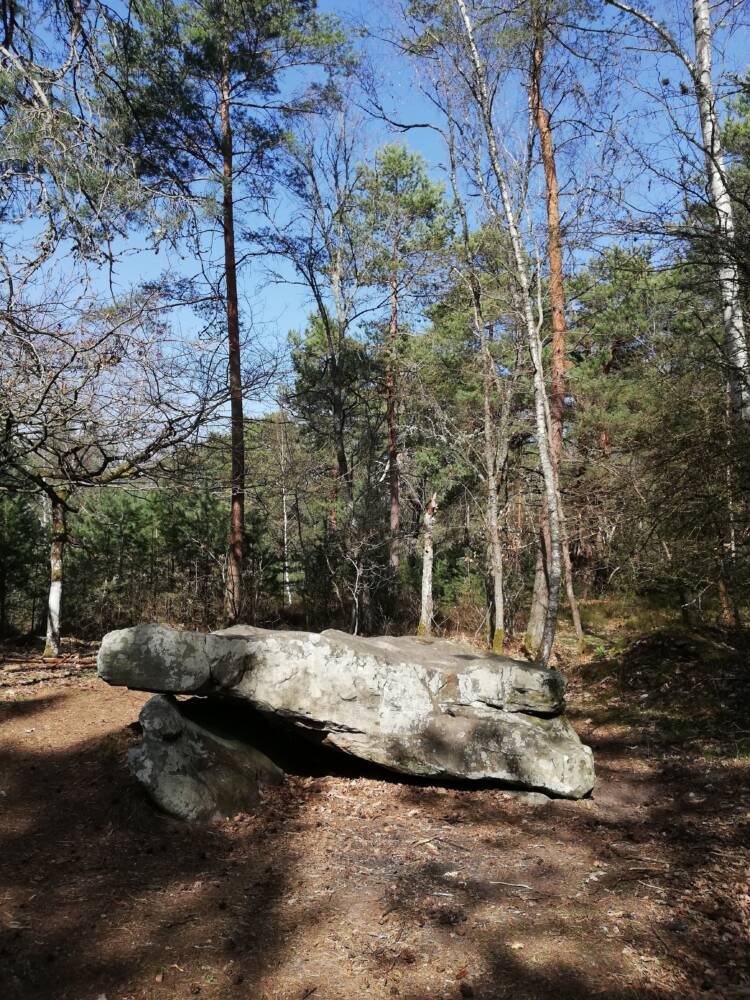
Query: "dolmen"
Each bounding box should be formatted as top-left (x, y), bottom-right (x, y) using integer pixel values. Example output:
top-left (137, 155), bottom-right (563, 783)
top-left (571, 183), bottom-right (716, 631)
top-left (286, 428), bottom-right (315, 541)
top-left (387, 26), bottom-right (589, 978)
top-left (98, 624), bottom-right (595, 820)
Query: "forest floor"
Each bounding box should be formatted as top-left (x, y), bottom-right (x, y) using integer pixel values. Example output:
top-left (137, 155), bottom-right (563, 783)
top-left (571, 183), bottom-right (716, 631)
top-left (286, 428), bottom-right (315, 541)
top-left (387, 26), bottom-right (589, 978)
top-left (1, 620), bottom-right (749, 1000)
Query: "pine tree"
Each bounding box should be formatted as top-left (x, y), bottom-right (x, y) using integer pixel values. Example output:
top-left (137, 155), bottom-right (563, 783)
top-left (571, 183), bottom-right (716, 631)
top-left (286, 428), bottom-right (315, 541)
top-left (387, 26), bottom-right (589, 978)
top-left (102, 0), bottom-right (345, 623)
top-left (357, 144), bottom-right (452, 569)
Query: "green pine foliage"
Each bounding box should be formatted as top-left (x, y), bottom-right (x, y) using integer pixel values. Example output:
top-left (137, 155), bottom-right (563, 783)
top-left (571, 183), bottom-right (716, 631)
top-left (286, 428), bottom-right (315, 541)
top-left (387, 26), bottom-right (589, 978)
top-left (3, 3), bottom-right (750, 641)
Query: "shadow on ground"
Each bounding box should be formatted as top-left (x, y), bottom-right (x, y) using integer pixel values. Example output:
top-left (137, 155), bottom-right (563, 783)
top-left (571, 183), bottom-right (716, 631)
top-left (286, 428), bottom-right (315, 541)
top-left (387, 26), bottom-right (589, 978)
top-left (0, 692), bottom-right (331, 999)
top-left (1, 624), bottom-right (749, 999)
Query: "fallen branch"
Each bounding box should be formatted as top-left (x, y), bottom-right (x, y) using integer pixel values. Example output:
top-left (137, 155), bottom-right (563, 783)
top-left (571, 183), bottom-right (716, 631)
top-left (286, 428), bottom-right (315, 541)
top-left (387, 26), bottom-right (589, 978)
top-left (1, 656), bottom-right (97, 669)
top-left (0, 669), bottom-right (80, 687)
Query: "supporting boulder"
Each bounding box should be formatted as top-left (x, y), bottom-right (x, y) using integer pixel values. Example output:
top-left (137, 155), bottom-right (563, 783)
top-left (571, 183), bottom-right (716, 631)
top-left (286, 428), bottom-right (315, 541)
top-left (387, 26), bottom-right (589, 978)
top-left (100, 624), bottom-right (595, 801)
top-left (129, 693), bottom-right (283, 821)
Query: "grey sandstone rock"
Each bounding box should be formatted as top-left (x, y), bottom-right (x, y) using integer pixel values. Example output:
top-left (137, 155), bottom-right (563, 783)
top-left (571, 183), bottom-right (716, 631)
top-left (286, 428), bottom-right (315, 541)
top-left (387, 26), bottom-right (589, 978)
top-left (129, 694), bottom-right (283, 822)
top-left (99, 625), bottom-right (247, 693)
top-left (100, 623), bottom-right (595, 800)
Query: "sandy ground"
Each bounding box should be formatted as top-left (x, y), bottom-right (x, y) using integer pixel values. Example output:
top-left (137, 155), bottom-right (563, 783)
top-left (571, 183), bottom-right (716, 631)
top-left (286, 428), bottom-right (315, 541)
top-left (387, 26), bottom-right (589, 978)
top-left (1, 638), bottom-right (749, 1000)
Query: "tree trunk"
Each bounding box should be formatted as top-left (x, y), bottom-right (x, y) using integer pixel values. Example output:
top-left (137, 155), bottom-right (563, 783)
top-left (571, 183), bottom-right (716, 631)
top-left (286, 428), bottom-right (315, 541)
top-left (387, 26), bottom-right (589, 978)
top-left (333, 391), bottom-right (352, 503)
top-left (609, 0), bottom-right (750, 502)
top-left (530, 480), bottom-right (585, 656)
top-left (679, 583), bottom-right (696, 627)
top-left (0, 560), bottom-right (7, 638)
top-left (280, 416), bottom-right (293, 607)
top-left (328, 465), bottom-right (339, 534)
top-left (525, 526), bottom-right (549, 655)
top-left (443, 82), bottom-right (507, 654)
top-left (387, 273), bottom-right (400, 569)
top-left (691, 0), bottom-right (750, 498)
top-left (527, 13), bottom-right (584, 648)
top-left (486, 485), bottom-right (504, 652)
top-left (524, 486), bottom-right (585, 658)
top-left (0, 494), bottom-right (6, 638)
top-left (530, 18), bottom-right (566, 465)
top-left (324, 349), bottom-right (352, 518)
top-left (717, 573), bottom-right (739, 627)
top-left (455, 0), bottom-right (562, 666)
top-left (220, 66), bottom-right (245, 625)
top-left (321, 247), bottom-right (353, 513)
top-left (559, 503), bottom-right (584, 641)
top-left (43, 494), bottom-right (66, 658)
top-left (483, 341), bottom-right (504, 652)
top-left (417, 493), bottom-right (437, 636)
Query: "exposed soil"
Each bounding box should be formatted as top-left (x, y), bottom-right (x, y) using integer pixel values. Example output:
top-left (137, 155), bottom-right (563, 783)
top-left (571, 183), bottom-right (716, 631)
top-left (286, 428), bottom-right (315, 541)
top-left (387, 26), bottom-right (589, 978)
top-left (1, 630), bottom-right (749, 1000)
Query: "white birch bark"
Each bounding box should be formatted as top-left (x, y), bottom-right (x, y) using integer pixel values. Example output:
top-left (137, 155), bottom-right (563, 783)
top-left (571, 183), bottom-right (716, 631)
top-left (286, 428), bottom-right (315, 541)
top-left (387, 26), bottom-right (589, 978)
top-left (484, 365), bottom-right (505, 653)
top-left (418, 494), bottom-right (438, 637)
top-left (690, 0), bottom-right (749, 433)
top-left (442, 86), bottom-right (506, 651)
top-left (454, 0), bottom-right (562, 665)
top-left (607, 0), bottom-right (750, 496)
top-left (43, 494), bottom-right (66, 658)
top-left (45, 579), bottom-right (62, 657)
top-left (279, 414), bottom-right (293, 607)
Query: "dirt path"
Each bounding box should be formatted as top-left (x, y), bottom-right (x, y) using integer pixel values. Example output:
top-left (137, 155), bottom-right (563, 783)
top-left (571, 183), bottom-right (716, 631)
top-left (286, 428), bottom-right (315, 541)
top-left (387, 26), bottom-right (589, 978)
top-left (1, 654), bottom-right (749, 1000)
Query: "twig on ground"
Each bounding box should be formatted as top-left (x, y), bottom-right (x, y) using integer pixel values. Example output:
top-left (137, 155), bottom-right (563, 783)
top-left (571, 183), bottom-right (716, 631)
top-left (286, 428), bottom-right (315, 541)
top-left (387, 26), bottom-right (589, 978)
top-left (436, 837), bottom-right (469, 851)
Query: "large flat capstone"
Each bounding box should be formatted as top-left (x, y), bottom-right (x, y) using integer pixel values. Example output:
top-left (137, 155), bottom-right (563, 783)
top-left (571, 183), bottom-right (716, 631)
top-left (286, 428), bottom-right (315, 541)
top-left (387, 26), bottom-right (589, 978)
top-left (99, 624), bottom-right (595, 801)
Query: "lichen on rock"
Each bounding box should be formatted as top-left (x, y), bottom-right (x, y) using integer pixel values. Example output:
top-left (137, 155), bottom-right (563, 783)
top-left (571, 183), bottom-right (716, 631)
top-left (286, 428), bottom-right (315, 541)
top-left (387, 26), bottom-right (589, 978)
top-left (99, 623), bottom-right (596, 809)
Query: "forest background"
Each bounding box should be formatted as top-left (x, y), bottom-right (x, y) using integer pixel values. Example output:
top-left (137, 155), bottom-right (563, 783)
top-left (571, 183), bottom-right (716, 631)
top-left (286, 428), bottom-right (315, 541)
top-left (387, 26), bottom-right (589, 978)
top-left (2, 0), bottom-right (749, 664)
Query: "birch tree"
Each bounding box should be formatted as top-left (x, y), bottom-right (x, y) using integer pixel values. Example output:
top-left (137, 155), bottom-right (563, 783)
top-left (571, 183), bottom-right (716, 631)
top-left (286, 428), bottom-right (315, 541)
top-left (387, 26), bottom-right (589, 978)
top-left (417, 492), bottom-right (438, 635)
top-left (398, 0), bottom-right (566, 661)
top-left (442, 93), bottom-right (515, 652)
top-left (606, 0), bottom-right (750, 501)
top-left (1, 287), bottom-right (231, 654)
top-left (446, 0), bottom-right (563, 664)
top-left (522, 1), bottom-right (587, 653)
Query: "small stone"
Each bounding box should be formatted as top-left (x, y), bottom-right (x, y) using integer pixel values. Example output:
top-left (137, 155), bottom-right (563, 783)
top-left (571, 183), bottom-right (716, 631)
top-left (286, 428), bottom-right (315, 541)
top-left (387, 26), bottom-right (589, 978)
top-left (506, 791), bottom-right (550, 806)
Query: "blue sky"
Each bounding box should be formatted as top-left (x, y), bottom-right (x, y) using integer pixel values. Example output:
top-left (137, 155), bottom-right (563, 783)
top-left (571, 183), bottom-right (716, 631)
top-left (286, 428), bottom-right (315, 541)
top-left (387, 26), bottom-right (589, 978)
top-left (90, 0), bottom-right (749, 407)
